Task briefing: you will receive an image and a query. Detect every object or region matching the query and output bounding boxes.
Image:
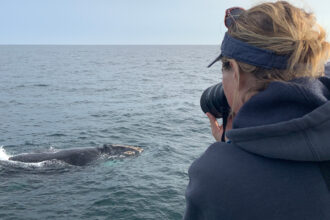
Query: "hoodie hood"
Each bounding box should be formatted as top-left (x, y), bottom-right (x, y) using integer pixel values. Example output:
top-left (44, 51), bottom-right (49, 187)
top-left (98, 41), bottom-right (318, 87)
top-left (226, 75), bottom-right (330, 162)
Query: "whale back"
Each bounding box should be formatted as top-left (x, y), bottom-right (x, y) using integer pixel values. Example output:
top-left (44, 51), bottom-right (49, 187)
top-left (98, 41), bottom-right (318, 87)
top-left (54, 148), bottom-right (100, 166)
top-left (9, 152), bottom-right (54, 163)
top-left (9, 147), bottom-right (101, 166)
top-left (8, 145), bottom-right (143, 166)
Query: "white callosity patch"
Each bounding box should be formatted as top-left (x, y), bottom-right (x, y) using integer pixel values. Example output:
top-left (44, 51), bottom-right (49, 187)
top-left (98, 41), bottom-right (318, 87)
top-left (112, 144), bottom-right (144, 154)
top-left (123, 151), bottom-right (135, 156)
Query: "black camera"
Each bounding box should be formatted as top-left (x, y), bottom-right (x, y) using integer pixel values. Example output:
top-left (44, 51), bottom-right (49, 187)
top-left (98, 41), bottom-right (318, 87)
top-left (200, 83), bottom-right (230, 142)
top-left (200, 82), bottom-right (230, 118)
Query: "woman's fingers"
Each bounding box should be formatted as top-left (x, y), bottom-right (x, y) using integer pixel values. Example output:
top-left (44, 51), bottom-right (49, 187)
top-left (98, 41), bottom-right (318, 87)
top-left (206, 112), bottom-right (224, 141)
top-left (206, 112), bottom-right (219, 129)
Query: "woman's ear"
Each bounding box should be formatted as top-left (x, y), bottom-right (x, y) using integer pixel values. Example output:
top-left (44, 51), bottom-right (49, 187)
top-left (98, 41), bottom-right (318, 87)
top-left (229, 59), bottom-right (240, 86)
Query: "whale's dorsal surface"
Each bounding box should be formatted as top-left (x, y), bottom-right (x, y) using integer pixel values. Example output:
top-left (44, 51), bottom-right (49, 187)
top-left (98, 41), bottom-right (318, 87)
top-left (9, 144), bottom-right (143, 166)
top-left (53, 147), bottom-right (100, 166)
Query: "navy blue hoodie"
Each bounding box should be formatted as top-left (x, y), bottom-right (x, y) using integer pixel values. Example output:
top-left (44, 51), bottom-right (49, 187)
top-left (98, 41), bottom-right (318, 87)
top-left (184, 66), bottom-right (330, 219)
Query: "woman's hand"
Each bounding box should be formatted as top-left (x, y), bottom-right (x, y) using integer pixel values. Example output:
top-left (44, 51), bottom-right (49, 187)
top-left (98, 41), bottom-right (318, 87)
top-left (206, 112), bottom-right (233, 142)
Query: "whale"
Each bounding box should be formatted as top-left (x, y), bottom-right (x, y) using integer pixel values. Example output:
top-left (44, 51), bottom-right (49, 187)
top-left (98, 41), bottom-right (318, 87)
top-left (8, 144), bottom-right (143, 166)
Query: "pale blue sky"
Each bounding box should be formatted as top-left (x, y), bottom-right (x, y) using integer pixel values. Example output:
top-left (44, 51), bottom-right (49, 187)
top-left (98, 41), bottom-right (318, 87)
top-left (1, 0), bottom-right (329, 44)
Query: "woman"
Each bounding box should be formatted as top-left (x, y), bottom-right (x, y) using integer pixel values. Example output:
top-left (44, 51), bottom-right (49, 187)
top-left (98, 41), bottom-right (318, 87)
top-left (184, 1), bottom-right (330, 219)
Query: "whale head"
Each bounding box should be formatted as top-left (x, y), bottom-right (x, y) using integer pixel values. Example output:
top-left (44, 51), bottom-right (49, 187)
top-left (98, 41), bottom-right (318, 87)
top-left (100, 144), bottom-right (143, 157)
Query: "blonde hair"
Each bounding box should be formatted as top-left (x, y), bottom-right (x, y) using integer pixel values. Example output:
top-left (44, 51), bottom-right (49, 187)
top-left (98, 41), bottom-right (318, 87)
top-left (222, 1), bottom-right (330, 107)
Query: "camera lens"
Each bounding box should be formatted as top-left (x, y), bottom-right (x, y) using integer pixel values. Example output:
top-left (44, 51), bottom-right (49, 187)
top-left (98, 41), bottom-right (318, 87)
top-left (200, 83), bottom-right (230, 118)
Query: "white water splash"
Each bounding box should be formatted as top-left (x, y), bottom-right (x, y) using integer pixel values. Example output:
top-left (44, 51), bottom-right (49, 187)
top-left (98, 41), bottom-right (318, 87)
top-left (0, 146), bottom-right (10, 160)
top-left (48, 145), bottom-right (58, 153)
top-left (9, 159), bottom-right (65, 168)
top-left (0, 146), bottom-right (58, 168)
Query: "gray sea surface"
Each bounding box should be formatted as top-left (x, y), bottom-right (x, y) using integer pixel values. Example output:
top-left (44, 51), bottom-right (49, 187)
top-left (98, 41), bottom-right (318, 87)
top-left (0, 45), bottom-right (221, 220)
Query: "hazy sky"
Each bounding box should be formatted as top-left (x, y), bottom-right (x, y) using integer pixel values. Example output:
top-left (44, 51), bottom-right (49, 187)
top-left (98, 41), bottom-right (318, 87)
top-left (1, 0), bottom-right (329, 44)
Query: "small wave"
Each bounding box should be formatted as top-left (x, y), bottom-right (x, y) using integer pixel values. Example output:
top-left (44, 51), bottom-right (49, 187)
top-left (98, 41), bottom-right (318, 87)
top-left (155, 59), bottom-right (167, 63)
top-left (47, 133), bottom-right (67, 137)
top-left (33, 84), bottom-right (49, 87)
top-left (95, 88), bottom-right (114, 92)
top-left (73, 100), bottom-right (94, 104)
top-left (24, 141), bottom-right (35, 146)
top-left (8, 100), bottom-right (24, 105)
top-left (91, 114), bottom-right (108, 118)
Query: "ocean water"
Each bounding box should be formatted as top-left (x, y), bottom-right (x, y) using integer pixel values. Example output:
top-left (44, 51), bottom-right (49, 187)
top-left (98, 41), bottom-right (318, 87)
top-left (0, 45), bottom-right (221, 220)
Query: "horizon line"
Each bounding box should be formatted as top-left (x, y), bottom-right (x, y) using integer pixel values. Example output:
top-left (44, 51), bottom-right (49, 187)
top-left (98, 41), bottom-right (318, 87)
top-left (0, 44), bottom-right (219, 46)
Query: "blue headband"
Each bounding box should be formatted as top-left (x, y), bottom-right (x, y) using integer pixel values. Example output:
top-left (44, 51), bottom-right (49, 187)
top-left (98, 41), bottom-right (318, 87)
top-left (208, 32), bottom-right (289, 69)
